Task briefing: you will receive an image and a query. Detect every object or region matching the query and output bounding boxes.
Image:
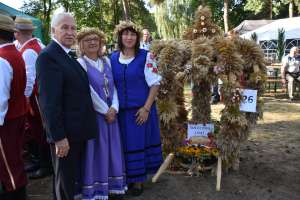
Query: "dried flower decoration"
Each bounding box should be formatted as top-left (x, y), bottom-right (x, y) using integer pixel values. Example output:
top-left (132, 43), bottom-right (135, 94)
top-left (213, 66), bottom-right (225, 74)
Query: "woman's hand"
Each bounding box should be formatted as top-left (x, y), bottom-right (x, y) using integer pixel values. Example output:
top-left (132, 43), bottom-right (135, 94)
top-left (135, 107), bottom-right (150, 125)
top-left (105, 107), bottom-right (117, 123)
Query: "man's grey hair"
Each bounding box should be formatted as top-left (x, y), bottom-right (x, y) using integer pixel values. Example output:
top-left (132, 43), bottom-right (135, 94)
top-left (50, 12), bottom-right (74, 29)
top-left (290, 46), bottom-right (299, 53)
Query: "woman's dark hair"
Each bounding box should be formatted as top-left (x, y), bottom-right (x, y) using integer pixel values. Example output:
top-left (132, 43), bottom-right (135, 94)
top-left (117, 27), bottom-right (140, 55)
top-left (0, 30), bottom-right (14, 42)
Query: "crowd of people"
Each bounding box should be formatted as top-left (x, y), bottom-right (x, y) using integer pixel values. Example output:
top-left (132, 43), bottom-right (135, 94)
top-left (1, 8), bottom-right (299, 200)
top-left (0, 11), bottom-right (160, 200)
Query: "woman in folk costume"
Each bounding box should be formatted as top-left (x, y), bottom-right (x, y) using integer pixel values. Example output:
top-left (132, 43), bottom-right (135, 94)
top-left (76, 28), bottom-right (126, 200)
top-left (110, 21), bottom-right (163, 196)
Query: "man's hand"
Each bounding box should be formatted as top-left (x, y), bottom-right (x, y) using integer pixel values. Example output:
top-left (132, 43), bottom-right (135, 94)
top-left (55, 138), bottom-right (70, 158)
top-left (26, 97), bottom-right (35, 115)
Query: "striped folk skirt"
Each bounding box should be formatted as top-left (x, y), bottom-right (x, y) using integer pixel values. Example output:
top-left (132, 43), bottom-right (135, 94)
top-left (118, 105), bottom-right (163, 183)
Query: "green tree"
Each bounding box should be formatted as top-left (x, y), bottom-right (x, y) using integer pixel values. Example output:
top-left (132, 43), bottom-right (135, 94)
top-left (282, 0), bottom-right (300, 17)
top-left (245, 0), bottom-right (300, 19)
top-left (245, 0), bottom-right (273, 19)
top-left (22, 0), bottom-right (156, 45)
top-left (152, 0), bottom-right (253, 39)
top-left (153, 0), bottom-right (201, 39)
top-left (121, 0), bottom-right (130, 20)
top-left (277, 28), bottom-right (285, 62)
top-left (21, 0), bottom-right (52, 43)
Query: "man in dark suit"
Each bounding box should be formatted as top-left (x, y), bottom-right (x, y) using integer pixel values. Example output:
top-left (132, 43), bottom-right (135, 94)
top-left (36, 12), bottom-right (98, 200)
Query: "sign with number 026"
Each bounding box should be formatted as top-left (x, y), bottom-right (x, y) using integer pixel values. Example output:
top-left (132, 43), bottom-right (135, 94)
top-left (240, 89), bottom-right (257, 113)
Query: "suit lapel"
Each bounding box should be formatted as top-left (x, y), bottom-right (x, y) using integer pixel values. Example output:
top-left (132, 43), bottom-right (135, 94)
top-left (49, 41), bottom-right (89, 84)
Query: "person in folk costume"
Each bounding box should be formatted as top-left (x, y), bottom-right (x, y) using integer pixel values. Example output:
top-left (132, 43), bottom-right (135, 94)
top-left (36, 13), bottom-right (98, 199)
top-left (110, 21), bottom-right (163, 196)
top-left (0, 14), bottom-right (28, 200)
top-left (76, 27), bottom-right (126, 200)
top-left (14, 17), bottom-right (53, 179)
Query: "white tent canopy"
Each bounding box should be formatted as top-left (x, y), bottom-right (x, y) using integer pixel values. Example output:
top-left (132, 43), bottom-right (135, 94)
top-left (241, 17), bottom-right (300, 41)
top-left (234, 20), bottom-right (274, 35)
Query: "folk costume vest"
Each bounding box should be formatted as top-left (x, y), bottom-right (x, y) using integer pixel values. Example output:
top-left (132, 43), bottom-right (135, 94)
top-left (19, 38), bottom-right (42, 96)
top-left (111, 49), bottom-right (149, 109)
top-left (0, 44), bottom-right (27, 120)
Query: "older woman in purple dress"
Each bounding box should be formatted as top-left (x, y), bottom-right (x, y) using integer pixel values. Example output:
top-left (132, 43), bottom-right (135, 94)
top-left (76, 28), bottom-right (126, 200)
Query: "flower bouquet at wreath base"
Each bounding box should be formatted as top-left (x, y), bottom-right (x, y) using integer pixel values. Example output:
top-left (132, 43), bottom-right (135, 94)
top-left (175, 133), bottom-right (220, 175)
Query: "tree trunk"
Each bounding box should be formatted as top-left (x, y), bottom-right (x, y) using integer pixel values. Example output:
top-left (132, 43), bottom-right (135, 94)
top-left (42, 0), bottom-right (52, 44)
top-left (224, 0), bottom-right (229, 33)
top-left (289, 0), bottom-right (294, 18)
top-left (269, 0), bottom-right (272, 19)
top-left (95, 0), bottom-right (103, 29)
top-left (113, 0), bottom-right (120, 26)
top-left (121, 0), bottom-right (130, 20)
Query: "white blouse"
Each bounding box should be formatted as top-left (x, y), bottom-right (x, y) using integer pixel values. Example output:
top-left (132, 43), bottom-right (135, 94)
top-left (119, 52), bottom-right (161, 86)
top-left (77, 56), bottom-right (119, 115)
top-left (18, 38), bottom-right (45, 97)
top-left (0, 56), bottom-right (12, 126)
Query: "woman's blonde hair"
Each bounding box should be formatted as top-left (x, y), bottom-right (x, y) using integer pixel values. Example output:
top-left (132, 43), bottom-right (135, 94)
top-left (77, 27), bottom-right (106, 57)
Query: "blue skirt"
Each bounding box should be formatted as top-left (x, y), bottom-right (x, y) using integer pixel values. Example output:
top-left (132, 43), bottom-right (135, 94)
top-left (118, 104), bottom-right (163, 183)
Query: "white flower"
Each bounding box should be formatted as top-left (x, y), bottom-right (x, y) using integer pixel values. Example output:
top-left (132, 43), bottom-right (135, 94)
top-left (202, 28), bottom-right (207, 33)
top-left (193, 29), bottom-right (198, 33)
top-left (200, 16), bottom-right (205, 20)
top-left (212, 29), bottom-right (216, 33)
top-left (186, 64), bottom-right (192, 70)
top-left (201, 22), bottom-right (205, 26)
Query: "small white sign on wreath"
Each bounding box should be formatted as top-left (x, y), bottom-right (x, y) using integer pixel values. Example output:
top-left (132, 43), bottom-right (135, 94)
top-left (240, 89), bottom-right (257, 113)
top-left (187, 123), bottom-right (214, 139)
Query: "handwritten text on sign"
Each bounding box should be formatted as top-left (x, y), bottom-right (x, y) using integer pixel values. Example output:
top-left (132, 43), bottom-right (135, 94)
top-left (187, 124), bottom-right (214, 139)
top-left (240, 89), bottom-right (257, 113)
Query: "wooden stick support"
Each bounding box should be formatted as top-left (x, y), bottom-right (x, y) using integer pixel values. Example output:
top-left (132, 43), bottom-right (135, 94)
top-left (152, 153), bottom-right (174, 183)
top-left (216, 156), bottom-right (222, 191)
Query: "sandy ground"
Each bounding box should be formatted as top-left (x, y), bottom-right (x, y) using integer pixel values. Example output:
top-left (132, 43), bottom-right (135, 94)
top-left (28, 97), bottom-right (300, 200)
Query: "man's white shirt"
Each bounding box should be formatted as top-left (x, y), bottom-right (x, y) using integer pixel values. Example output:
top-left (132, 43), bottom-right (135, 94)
top-left (282, 55), bottom-right (300, 73)
top-left (15, 38), bottom-right (45, 97)
top-left (0, 43), bottom-right (13, 126)
top-left (52, 37), bottom-right (71, 54)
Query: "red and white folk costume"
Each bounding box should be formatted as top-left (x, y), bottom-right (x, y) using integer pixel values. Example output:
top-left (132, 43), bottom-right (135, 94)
top-left (18, 38), bottom-right (47, 149)
top-left (0, 43), bottom-right (27, 192)
top-left (18, 38), bottom-right (44, 97)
